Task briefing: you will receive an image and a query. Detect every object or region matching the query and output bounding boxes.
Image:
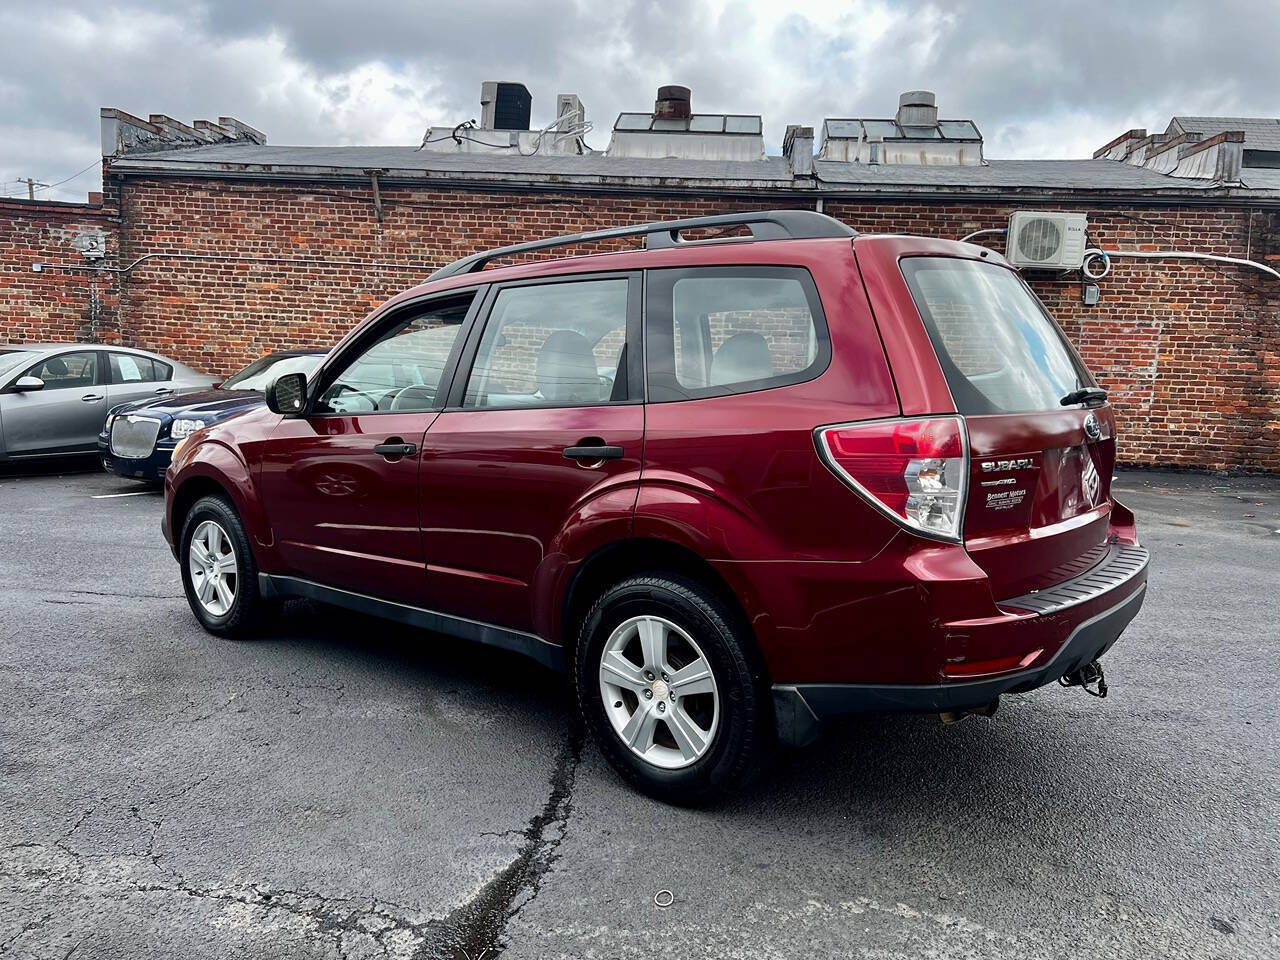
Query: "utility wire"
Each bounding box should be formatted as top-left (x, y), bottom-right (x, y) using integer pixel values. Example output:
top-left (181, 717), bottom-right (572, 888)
top-left (1, 160), bottom-right (100, 198)
top-left (2, 160), bottom-right (100, 199)
top-left (35, 159), bottom-right (100, 194)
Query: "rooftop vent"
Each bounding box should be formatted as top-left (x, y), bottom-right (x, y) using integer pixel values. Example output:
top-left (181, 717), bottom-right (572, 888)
top-left (655, 85), bottom-right (692, 121)
top-left (606, 85), bottom-right (764, 161)
top-left (896, 90), bottom-right (938, 128)
top-left (819, 90), bottom-right (984, 166)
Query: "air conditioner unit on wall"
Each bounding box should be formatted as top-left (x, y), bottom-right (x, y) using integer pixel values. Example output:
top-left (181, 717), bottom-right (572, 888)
top-left (1006, 211), bottom-right (1088, 270)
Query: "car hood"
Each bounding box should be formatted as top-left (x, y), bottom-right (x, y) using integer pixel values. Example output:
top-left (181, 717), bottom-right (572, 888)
top-left (109, 388), bottom-right (264, 419)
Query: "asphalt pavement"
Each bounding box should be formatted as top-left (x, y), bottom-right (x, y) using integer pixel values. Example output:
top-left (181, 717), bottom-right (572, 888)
top-left (1, 464), bottom-right (1277, 959)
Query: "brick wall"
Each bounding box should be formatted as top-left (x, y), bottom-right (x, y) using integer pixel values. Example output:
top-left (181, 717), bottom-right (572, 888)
top-left (1, 175), bottom-right (1276, 471)
top-left (0, 197), bottom-right (118, 344)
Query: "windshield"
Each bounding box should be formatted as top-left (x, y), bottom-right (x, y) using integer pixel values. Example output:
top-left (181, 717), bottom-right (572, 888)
top-left (220, 354), bottom-right (323, 392)
top-left (901, 257), bottom-right (1093, 415)
top-left (0, 349), bottom-right (36, 379)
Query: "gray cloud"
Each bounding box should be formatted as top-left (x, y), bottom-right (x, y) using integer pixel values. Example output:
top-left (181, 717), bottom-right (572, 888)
top-left (2, 0), bottom-right (1277, 201)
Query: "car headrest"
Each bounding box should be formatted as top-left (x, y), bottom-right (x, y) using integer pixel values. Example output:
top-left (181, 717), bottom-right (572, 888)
top-left (535, 330), bottom-right (600, 404)
top-left (710, 332), bottom-right (773, 386)
top-left (44, 356), bottom-right (69, 376)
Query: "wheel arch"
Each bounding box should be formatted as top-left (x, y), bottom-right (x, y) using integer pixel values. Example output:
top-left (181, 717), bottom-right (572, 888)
top-left (170, 474), bottom-right (232, 545)
top-left (559, 537), bottom-right (772, 678)
top-left (168, 441), bottom-right (271, 564)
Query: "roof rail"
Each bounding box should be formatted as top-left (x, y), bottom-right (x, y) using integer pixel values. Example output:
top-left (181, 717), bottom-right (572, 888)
top-left (427, 209), bottom-right (856, 281)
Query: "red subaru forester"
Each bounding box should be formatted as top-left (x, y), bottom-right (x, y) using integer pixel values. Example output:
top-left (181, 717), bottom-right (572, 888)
top-left (164, 211), bottom-right (1148, 803)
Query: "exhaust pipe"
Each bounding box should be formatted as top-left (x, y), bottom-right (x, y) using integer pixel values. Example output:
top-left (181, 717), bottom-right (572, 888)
top-left (940, 697), bottom-right (999, 724)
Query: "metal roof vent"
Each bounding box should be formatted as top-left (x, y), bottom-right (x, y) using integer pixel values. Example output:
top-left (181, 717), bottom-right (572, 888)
top-left (896, 91), bottom-right (938, 128)
top-left (655, 85), bottom-right (692, 121)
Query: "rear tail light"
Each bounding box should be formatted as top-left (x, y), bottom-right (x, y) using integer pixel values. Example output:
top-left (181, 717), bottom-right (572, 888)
top-left (816, 416), bottom-right (968, 542)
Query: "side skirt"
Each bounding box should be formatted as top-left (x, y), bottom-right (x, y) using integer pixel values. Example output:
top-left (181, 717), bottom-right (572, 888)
top-left (258, 573), bottom-right (566, 672)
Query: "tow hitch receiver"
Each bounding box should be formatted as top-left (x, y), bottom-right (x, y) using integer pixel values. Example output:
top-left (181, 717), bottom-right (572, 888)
top-left (1060, 660), bottom-right (1108, 699)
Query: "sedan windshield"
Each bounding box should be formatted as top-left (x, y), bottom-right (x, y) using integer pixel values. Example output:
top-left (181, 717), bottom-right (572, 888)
top-left (220, 354), bottom-right (323, 392)
top-left (0, 350), bottom-right (36, 379)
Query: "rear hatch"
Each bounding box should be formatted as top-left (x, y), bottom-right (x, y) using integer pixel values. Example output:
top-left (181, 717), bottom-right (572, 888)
top-left (899, 256), bottom-right (1115, 600)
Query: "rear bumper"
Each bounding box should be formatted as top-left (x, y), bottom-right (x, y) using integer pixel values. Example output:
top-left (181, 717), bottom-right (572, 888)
top-left (773, 547), bottom-right (1148, 746)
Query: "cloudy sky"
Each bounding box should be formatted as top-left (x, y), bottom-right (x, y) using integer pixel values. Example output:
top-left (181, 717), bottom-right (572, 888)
top-left (2, 0), bottom-right (1276, 201)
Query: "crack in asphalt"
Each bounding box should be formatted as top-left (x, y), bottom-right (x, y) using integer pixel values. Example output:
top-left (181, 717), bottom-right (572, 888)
top-left (176, 671), bottom-right (347, 725)
top-left (0, 914), bottom-right (53, 955)
top-left (64, 588), bottom-right (183, 600)
top-left (3, 730), bottom-right (583, 959)
top-left (0, 586), bottom-right (183, 601)
top-left (3, 833), bottom-right (437, 959)
top-left (423, 726), bottom-right (585, 960)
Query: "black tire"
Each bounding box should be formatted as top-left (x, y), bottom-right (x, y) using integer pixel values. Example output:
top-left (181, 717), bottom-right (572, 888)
top-left (574, 574), bottom-right (771, 805)
top-left (178, 494), bottom-right (273, 638)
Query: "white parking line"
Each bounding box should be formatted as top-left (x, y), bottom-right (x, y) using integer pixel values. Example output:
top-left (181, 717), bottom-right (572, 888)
top-left (90, 491), bottom-right (153, 499)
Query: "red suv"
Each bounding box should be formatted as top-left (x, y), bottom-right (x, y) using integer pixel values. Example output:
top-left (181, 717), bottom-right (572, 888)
top-left (164, 211), bottom-right (1148, 803)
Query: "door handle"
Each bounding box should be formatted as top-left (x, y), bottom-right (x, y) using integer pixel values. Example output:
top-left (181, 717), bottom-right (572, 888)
top-left (81, 393), bottom-right (104, 402)
top-left (563, 443), bottom-right (624, 462)
top-left (374, 439), bottom-right (417, 460)
top-left (154, 387), bottom-right (173, 395)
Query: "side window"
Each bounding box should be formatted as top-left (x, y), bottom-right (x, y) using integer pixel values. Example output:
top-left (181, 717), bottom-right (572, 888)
top-left (153, 360), bottom-right (173, 381)
top-left (463, 278), bottom-right (630, 409)
top-left (647, 267), bottom-right (828, 402)
top-left (109, 353), bottom-right (160, 384)
top-left (26, 351), bottom-right (98, 390)
top-left (316, 297), bottom-right (471, 414)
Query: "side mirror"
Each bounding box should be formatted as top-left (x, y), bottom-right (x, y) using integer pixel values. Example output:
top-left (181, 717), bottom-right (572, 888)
top-left (266, 372), bottom-right (308, 416)
top-left (12, 375), bottom-right (45, 392)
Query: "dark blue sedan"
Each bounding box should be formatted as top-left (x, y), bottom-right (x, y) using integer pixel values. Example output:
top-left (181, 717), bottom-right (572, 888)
top-left (99, 350), bottom-right (325, 482)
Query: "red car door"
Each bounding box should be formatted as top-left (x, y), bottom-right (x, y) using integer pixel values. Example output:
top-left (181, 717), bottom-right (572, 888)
top-left (419, 273), bottom-right (644, 635)
top-left (257, 292), bottom-right (478, 605)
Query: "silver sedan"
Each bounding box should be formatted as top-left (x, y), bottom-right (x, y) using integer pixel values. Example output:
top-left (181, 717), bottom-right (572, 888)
top-left (0, 343), bottom-right (214, 461)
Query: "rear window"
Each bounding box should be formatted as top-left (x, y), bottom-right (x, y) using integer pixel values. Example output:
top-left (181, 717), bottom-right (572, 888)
top-left (109, 353), bottom-right (160, 384)
top-left (646, 266), bottom-right (827, 402)
top-left (901, 257), bottom-right (1092, 415)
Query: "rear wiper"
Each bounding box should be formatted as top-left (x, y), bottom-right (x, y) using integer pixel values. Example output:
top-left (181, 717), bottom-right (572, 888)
top-left (1059, 387), bottom-right (1108, 407)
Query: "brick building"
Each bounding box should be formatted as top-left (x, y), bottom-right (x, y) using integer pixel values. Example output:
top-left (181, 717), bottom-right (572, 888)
top-left (2, 87), bottom-right (1278, 470)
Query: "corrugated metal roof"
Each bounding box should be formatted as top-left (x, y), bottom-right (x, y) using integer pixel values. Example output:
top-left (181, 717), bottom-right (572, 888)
top-left (1170, 116), bottom-right (1280, 151)
top-left (107, 142), bottom-right (1280, 196)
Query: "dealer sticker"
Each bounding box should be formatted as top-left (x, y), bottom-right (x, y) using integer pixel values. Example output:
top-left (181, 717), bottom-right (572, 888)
top-left (986, 488), bottom-right (1027, 511)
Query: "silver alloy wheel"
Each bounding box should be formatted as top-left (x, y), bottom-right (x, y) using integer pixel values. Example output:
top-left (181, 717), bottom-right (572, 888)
top-left (188, 519), bottom-right (238, 617)
top-left (598, 615), bottom-right (720, 770)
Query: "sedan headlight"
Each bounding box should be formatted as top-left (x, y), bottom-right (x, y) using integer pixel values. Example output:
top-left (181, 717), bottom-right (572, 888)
top-left (170, 418), bottom-right (207, 440)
